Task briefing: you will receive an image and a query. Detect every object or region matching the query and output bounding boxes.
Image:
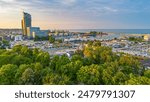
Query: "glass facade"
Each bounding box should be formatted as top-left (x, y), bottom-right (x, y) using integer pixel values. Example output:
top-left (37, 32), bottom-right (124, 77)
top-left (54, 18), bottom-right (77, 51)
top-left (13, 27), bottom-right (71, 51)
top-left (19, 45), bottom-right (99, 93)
top-left (21, 12), bottom-right (32, 36)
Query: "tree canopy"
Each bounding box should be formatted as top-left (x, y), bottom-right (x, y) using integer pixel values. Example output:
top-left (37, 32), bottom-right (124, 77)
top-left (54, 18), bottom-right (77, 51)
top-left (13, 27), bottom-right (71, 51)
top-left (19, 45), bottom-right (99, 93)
top-left (0, 41), bottom-right (149, 85)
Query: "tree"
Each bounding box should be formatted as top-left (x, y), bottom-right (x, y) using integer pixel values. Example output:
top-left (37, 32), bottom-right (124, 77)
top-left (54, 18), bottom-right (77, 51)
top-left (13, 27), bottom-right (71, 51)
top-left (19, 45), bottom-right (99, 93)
top-left (128, 37), bottom-right (143, 42)
top-left (49, 55), bottom-right (59, 71)
top-left (49, 35), bottom-right (55, 43)
top-left (0, 64), bottom-right (18, 84)
top-left (32, 63), bottom-right (43, 85)
top-left (77, 64), bottom-right (101, 85)
top-left (61, 60), bottom-right (83, 83)
top-left (15, 63), bottom-right (43, 85)
top-left (112, 72), bottom-right (128, 85)
top-left (83, 42), bottom-right (114, 64)
top-left (20, 68), bottom-right (35, 85)
top-left (144, 70), bottom-right (150, 78)
top-left (12, 45), bottom-right (22, 54)
top-left (20, 46), bottom-right (32, 57)
top-left (15, 64), bottom-right (30, 84)
top-left (102, 69), bottom-right (113, 85)
top-left (11, 55), bottom-right (32, 66)
top-left (36, 51), bottom-right (50, 66)
top-left (0, 42), bottom-right (147, 85)
top-left (75, 49), bottom-right (84, 57)
top-left (119, 55), bottom-right (142, 75)
top-left (54, 55), bottom-right (70, 73)
top-left (32, 48), bottom-right (39, 56)
top-left (99, 47), bottom-right (113, 63)
top-left (125, 74), bottom-right (150, 85)
top-left (2, 40), bottom-right (9, 46)
top-left (0, 55), bottom-right (14, 67)
top-left (71, 55), bottom-right (83, 62)
top-left (0, 49), bottom-right (6, 54)
top-left (83, 44), bottom-right (93, 58)
top-left (43, 73), bottom-right (71, 85)
top-left (32, 48), bottom-right (40, 61)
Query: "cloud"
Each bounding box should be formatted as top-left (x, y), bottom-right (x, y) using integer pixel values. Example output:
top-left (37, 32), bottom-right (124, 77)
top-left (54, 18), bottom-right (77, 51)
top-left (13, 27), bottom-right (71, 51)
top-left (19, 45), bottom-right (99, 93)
top-left (0, 0), bottom-right (15, 2)
top-left (103, 7), bottom-right (118, 12)
top-left (0, 0), bottom-right (150, 29)
top-left (0, 0), bottom-right (143, 16)
top-left (60, 0), bottom-right (77, 5)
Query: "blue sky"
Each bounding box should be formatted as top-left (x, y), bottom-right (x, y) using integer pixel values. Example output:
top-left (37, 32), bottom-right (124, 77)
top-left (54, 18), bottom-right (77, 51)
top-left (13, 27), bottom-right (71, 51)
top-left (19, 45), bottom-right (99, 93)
top-left (0, 0), bottom-right (150, 29)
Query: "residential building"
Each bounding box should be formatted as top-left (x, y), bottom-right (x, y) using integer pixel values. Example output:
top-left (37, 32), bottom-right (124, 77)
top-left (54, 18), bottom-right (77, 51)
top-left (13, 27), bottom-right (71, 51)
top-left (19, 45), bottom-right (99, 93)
top-left (14, 35), bottom-right (23, 41)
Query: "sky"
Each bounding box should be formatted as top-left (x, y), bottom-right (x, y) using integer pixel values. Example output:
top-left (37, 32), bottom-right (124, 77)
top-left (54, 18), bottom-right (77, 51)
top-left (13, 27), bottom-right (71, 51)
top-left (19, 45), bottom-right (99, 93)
top-left (0, 0), bottom-right (150, 29)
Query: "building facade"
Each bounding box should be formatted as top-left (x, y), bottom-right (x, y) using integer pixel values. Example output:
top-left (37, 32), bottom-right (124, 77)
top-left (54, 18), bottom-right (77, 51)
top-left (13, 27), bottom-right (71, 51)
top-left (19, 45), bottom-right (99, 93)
top-left (21, 12), bottom-right (32, 36)
top-left (144, 35), bottom-right (150, 41)
top-left (21, 11), bottom-right (49, 38)
top-left (27, 27), bottom-right (49, 38)
top-left (27, 27), bottom-right (40, 38)
top-left (14, 35), bottom-right (23, 41)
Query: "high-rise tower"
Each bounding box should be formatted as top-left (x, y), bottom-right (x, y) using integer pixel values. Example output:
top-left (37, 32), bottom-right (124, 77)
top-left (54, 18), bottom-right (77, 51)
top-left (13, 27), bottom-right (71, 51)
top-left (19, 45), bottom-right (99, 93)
top-left (21, 12), bottom-right (32, 36)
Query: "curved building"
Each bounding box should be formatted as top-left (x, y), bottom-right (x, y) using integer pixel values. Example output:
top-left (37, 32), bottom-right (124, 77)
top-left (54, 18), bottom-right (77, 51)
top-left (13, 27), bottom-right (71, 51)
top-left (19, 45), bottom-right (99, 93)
top-left (21, 12), bottom-right (32, 36)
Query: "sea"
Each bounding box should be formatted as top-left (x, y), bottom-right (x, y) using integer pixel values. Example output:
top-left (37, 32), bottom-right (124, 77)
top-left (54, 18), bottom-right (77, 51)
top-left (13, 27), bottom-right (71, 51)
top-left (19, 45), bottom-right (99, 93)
top-left (69, 29), bottom-right (150, 34)
top-left (68, 29), bottom-right (150, 40)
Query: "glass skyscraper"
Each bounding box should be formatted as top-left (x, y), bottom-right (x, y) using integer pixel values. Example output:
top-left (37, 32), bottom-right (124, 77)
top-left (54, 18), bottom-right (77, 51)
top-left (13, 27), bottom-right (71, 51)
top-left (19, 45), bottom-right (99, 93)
top-left (21, 12), bottom-right (32, 36)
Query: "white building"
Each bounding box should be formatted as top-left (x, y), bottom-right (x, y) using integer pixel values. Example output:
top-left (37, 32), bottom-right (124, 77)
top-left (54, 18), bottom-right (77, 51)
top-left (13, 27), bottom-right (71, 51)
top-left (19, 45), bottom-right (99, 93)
top-left (14, 35), bottom-right (23, 41)
top-left (144, 35), bottom-right (150, 41)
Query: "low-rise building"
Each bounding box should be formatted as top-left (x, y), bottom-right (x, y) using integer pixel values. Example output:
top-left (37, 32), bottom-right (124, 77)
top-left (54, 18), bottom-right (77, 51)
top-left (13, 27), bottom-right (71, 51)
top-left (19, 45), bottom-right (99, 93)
top-left (27, 27), bottom-right (49, 38)
top-left (144, 35), bottom-right (150, 41)
top-left (27, 27), bottom-right (40, 38)
top-left (14, 35), bottom-right (23, 41)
